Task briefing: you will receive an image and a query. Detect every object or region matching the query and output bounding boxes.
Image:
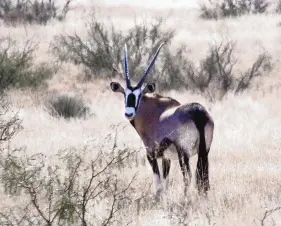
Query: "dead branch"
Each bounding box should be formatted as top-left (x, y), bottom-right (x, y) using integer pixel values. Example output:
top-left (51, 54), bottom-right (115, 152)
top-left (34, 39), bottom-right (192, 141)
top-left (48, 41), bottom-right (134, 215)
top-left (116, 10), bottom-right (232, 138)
top-left (261, 206), bottom-right (281, 226)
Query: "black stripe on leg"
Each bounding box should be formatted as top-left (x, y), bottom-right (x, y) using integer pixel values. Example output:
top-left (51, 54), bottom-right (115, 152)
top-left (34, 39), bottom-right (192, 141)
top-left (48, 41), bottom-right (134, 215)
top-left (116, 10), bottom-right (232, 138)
top-left (177, 151), bottom-right (185, 177)
top-left (162, 158), bottom-right (171, 179)
top-left (196, 154), bottom-right (209, 192)
top-left (183, 153), bottom-right (191, 180)
top-left (176, 145), bottom-right (192, 189)
top-left (147, 154), bottom-right (160, 176)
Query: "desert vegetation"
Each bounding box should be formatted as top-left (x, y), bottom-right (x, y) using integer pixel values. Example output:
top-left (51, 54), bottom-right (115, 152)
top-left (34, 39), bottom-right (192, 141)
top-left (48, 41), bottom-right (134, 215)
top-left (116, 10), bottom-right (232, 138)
top-left (0, 37), bottom-right (55, 90)
top-left (0, 0), bottom-right (71, 25)
top-left (199, 0), bottom-right (270, 19)
top-left (0, 0), bottom-right (281, 225)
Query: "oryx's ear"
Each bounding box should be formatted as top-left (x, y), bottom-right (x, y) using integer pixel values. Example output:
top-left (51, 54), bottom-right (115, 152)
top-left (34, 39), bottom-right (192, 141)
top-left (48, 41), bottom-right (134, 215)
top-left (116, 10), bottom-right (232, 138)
top-left (142, 83), bottom-right (156, 94)
top-left (110, 82), bottom-right (125, 94)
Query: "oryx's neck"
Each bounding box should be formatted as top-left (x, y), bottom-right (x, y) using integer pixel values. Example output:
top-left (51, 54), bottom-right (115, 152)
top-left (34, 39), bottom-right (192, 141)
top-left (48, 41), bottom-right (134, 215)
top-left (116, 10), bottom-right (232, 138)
top-left (130, 93), bottom-right (180, 142)
top-left (138, 93), bottom-right (180, 116)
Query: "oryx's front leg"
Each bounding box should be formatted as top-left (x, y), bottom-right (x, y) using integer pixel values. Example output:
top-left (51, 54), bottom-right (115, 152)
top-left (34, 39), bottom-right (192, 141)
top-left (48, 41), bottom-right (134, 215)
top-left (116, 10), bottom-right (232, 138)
top-left (147, 152), bottom-right (162, 198)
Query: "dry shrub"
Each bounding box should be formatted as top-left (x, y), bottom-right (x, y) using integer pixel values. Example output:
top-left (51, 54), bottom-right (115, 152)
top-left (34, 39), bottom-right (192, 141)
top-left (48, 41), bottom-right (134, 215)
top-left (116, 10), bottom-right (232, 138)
top-left (200, 0), bottom-right (270, 20)
top-left (0, 0), bottom-right (72, 25)
top-left (188, 40), bottom-right (272, 101)
top-left (0, 37), bottom-right (56, 90)
top-left (52, 16), bottom-right (272, 101)
top-left (46, 94), bottom-right (90, 119)
top-left (52, 17), bottom-right (175, 81)
top-left (0, 119), bottom-right (147, 225)
top-left (0, 95), bottom-right (146, 225)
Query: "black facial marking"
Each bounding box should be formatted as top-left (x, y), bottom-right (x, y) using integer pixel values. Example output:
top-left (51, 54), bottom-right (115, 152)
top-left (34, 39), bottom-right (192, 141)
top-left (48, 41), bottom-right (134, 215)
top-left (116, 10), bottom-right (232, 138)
top-left (125, 86), bottom-right (142, 110)
top-left (127, 93), bottom-right (136, 107)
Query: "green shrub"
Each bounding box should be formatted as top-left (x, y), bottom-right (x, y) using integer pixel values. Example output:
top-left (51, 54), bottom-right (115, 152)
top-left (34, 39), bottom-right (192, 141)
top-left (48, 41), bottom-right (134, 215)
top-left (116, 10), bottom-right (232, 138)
top-left (52, 16), bottom-right (272, 101)
top-left (0, 37), bottom-right (55, 90)
top-left (184, 40), bottom-right (271, 101)
top-left (46, 94), bottom-right (90, 119)
top-left (200, 0), bottom-right (270, 20)
top-left (52, 17), bottom-right (175, 81)
top-left (0, 0), bottom-right (71, 25)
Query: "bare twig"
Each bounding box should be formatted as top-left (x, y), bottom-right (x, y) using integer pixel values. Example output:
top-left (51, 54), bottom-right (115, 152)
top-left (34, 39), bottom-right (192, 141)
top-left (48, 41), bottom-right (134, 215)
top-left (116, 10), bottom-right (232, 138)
top-left (261, 207), bottom-right (281, 226)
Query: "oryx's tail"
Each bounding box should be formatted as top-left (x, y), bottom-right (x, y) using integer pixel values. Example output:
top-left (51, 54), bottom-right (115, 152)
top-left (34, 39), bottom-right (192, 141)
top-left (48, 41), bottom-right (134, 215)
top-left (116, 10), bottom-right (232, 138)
top-left (189, 103), bottom-right (211, 192)
top-left (189, 103), bottom-right (208, 154)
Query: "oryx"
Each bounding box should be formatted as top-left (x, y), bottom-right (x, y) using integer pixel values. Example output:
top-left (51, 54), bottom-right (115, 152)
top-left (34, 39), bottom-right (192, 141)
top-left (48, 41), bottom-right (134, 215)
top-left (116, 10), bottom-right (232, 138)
top-left (110, 43), bottom-right (214, 196)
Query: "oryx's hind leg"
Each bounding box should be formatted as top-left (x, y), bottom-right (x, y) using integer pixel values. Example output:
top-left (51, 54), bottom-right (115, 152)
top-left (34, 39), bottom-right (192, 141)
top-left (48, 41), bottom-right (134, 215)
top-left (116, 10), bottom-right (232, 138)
top-left (196, 119), bottom-right (214, 193)
top-left (175, 145), bottom-right (191, 194)
top-left (196, 150), bottom-right (209, 193)
top-left (162, 156), bottom-right (171, 189)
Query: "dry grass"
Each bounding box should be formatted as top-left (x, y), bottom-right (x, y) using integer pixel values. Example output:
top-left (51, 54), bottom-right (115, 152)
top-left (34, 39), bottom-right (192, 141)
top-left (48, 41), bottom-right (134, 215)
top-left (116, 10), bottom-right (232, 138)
top-left (1, 0), bottom-right (281, 225)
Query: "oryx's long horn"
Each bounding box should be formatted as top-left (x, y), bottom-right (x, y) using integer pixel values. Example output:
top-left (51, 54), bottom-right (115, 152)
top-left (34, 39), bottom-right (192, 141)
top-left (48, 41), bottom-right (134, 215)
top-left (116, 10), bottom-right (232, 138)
top-left (124, 44), bottom-right (131, 87)
top-left (137, 42), bottom-right (165, 88)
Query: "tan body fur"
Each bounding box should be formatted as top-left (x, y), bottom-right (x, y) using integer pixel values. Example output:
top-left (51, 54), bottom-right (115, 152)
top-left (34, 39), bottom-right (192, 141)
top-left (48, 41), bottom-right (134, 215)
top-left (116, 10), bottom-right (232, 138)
top-left (132, 93), bottom-right (214, 157)
top-left (130, 93), bottom-right (214, 195)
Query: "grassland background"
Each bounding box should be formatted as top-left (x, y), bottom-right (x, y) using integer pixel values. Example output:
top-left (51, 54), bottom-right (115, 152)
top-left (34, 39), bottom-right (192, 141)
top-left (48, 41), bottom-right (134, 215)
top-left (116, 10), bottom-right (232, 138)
top-left (1, 0), bottom-right (281, 225)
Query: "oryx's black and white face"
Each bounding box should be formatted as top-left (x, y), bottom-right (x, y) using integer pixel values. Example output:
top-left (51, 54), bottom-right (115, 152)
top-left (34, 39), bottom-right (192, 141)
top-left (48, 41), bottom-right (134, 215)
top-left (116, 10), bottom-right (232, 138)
top-left (110, 82), bottom-right (156, 120)
top-left (110, 42), bottom-right (164, 120)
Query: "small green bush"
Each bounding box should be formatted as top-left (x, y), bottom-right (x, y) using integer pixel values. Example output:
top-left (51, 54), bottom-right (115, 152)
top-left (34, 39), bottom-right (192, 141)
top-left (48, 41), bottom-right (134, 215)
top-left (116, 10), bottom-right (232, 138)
top-left (46, 94), bottom-right (90, 119)
top-left (0, 37), bottom-right (55, 90)
top-left (52, 17), bottom-right (175, 81)
top-left (0, 0), bottom-right (71, 25)
top-left (200, 0), bottom-right (270, 20)
top-left (52, 15), bottom-right (272, 101)
top-left (187, 41), bottom-right (272, 101)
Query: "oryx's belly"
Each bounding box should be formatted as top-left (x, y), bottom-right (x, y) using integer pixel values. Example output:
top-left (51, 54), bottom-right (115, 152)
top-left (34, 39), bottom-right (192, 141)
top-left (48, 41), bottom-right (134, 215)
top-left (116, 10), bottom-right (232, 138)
top-left (164, 145), bottom-right (178, 160)
top-left (162, 143), bottom-right (198, 161)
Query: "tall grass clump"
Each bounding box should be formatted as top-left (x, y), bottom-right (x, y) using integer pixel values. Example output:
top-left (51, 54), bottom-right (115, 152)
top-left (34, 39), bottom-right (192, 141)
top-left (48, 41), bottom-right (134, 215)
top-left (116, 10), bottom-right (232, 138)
top-left (46, 94), bottom-right (90, 119)
top-left (0, 0), bottom-right (72, 25)
top-left (0, 37), bottom-right (55, 90)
